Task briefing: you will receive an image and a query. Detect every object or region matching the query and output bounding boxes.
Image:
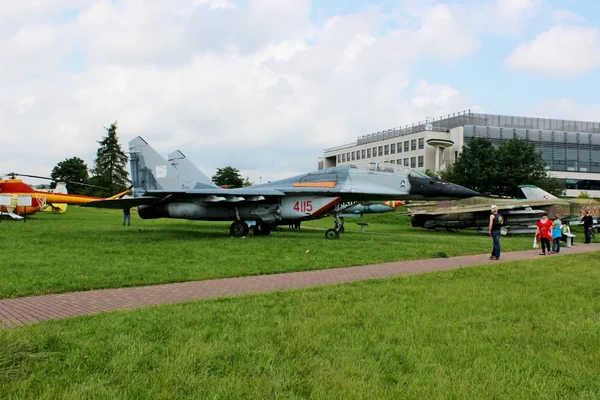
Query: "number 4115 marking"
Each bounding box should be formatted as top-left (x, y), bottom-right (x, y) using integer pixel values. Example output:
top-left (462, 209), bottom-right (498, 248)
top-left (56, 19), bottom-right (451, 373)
top-left (293, 200), bottom-right (313, 212)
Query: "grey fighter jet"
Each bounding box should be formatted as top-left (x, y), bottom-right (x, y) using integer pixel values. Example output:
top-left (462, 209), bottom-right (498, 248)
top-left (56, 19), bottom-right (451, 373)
top-left (85, 136), bottom-right (479, 239)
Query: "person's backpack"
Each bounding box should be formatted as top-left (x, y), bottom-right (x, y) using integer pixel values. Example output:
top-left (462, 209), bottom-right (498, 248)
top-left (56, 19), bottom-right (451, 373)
top-left (492, 213), bottom-right (505, 229)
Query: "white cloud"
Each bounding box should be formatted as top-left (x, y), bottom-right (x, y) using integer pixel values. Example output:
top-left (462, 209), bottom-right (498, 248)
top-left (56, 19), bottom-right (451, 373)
top-left (0, 0), bottom-right (559, 185)
top-left (551, 8), bottom-right (586, 24)
top-left (526, 98), bottom-right (600, 122)
top-left (505, 25), bottom-right (600, 76)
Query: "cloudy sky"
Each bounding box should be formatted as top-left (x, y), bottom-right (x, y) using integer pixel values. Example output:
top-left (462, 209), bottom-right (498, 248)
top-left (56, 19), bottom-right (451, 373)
top-left (1, 0), bottom-right (599, 184)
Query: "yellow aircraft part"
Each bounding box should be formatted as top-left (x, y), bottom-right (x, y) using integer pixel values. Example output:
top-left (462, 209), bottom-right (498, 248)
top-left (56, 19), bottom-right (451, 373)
top-left (42, 203), bottom-right (68, 213)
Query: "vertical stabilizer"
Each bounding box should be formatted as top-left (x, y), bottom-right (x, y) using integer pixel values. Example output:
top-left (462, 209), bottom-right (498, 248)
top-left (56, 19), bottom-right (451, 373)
top-left (168, 150), bottom-right (219, 189)
top-left (519, 185), bottom-right (558, 201)
top-left (129, 137), bottom-right (196, 194)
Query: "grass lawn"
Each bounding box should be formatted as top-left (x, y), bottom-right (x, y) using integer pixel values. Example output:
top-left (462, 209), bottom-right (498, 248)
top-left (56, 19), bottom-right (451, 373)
top-left (1, 253), bottom-right (599, 399)
top-left (0, 206), bottom-right (537, 298)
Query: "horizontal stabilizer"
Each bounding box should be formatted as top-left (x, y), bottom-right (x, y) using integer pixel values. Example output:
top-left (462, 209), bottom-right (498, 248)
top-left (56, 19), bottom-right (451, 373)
top-left (83, 197), bottom-right (158, 209)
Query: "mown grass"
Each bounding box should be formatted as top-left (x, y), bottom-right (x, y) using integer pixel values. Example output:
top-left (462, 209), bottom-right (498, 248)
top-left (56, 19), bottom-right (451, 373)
top-left (1, 253), bottom-right (599, 399)
top-left (0, 207), bottom-right (535, 298)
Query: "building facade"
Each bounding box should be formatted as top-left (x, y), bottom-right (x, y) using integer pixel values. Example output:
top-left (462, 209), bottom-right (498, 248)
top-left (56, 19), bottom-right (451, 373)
top-left (320, 110), bottom-right (600, 197)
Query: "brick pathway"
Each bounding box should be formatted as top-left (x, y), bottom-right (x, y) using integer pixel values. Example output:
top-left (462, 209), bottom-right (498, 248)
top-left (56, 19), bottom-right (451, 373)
top-left (1, 244), bottom-right (599, 329)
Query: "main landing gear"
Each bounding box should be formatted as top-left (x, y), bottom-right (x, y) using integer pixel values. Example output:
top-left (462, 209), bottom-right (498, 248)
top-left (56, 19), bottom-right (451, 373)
top-left (253, 221), bottom-right (272, 236)
top-left (230, 221), bottom-right (249, 238)
top-left (229, 221), bottom-right (272, 237)
top-left (325, 214), bottom-right (345, 239)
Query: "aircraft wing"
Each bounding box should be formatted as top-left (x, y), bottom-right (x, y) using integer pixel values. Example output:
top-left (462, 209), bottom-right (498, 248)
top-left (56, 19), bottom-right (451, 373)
top-left (84, 188), bottom-right (286, 209)
top-left (143, 188), bottom-right (286, 197)
top-left (408, 203), bottom-right (536, 216)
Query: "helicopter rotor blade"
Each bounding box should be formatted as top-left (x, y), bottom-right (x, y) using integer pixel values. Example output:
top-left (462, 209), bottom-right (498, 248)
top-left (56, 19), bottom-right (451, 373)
top-left (4, 173), bottom-right (108, 190)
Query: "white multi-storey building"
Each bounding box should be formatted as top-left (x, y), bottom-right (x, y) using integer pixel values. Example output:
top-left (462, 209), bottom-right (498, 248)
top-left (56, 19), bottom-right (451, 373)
top-left (319, 110), bottom-right (600, 197)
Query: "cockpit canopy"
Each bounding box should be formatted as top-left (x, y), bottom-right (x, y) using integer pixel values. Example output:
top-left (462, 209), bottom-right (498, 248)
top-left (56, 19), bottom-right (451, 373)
top-left (348, 162), bottom-right (431, 179)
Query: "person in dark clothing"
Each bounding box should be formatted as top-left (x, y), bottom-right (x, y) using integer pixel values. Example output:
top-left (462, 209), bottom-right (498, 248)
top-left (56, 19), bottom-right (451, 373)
top-left (123, 207), bottom-right (131, 226)
top-left (488, 205), bottom-right (503, 260)
top-left (581, 209), bottom-right (594, 244)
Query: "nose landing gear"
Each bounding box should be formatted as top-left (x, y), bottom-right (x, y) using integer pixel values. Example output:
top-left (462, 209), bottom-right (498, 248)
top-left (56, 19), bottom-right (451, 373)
top-left (325, 213), bottom-right (344, 239)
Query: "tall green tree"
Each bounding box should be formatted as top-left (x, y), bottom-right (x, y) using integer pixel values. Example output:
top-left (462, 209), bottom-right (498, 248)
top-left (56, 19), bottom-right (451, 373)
top-left (496, 138), bottom-right (555, 198)
top-left (212, 166), bottom-right (244, 188)
top-left (440, 137), bottom-right (565, 197)
top-left (89, 122), bottom-right (130, 197)
top-left (440, 137), bottom-right (499, 195)
top-left (50, 157), bottom-right (90, 194)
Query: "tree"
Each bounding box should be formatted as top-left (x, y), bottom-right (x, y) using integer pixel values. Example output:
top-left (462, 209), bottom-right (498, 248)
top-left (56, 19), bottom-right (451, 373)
top-left (50, 157), bottom-right (90, 194)
top-left (88, 122), bottom-right (130, 197)
top-left (440, 137), bottom-right (565, 198)
top-left (440, 137), bottom-right (499, 195)
top-left (212, 166), bottom-right (244, 188)
top-left (243, 177), bottom-right (253, 187)
top-left (423, 168), bottom-right (437, 178)
top-left (495, 138), bottom-right (549, 198)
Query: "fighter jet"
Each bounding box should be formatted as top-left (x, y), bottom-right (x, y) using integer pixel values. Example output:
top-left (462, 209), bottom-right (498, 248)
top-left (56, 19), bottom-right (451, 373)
top-left (85, 136), bottom-right (479, 239)
top-left (407, 185), bottom-right (599, 235)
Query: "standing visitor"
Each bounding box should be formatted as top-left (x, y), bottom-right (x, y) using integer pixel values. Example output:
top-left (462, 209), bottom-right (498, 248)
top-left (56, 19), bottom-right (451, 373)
top-left (488, 205), bottom-right (503, 260)
top-left (536, 212), bottom-right (553, 255)
top-left (552, 215), bottom-right (562, 254)
top-left (581, 209), bottom-right (594, 244)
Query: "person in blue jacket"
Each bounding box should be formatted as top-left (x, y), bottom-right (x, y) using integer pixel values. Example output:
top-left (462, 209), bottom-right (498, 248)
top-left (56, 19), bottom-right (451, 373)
top-left (552, 215), bottom-right (562, 254)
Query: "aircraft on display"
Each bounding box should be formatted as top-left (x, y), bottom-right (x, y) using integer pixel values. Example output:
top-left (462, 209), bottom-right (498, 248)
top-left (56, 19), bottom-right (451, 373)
top-left (520, 185), bottom-right (599, 230)
top-left (407, 184), bottom-right (599, 235)
top-left (0, 174), bottom-right (130, 219)
top-left (84, 136), bottom-right (478, 239)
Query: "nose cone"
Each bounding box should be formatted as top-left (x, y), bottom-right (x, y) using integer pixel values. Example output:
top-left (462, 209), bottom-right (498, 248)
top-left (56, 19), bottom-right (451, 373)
top-left (408, 176), bottom-right (479, 199)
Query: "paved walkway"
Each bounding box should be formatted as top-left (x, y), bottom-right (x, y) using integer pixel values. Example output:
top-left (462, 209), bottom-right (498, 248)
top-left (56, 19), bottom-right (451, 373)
top-left (2, 244), bottom-right (599, 329)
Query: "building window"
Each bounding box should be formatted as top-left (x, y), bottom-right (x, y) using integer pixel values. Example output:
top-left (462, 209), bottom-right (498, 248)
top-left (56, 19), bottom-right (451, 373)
top-left (342, 154), bottom-right (346, 162)
top-left (351, 151), bottom-right (355, 161)
top-left (418, 138), bottom-right (424, 149)
top-left (411, 140), bottom-right (416, 151)
top-left (397, 143), bottom-right (402, 153)
top-left (347, 152), bottom-right (350, 161)
top-left (397, 159), bottom-right (401, 164)
top-left (404, 158), bottom-right (409, 166)
top-left (404, 141), bottom-right (409, 152)
top-left (362, 149), bottom-right (366, 159)
top-left (367, 148), bottom-right (371, 158)
top-left (390, 159), bottom-right (395, 163)
top-left (418, 156), bottom-right (424, 167)
top-left (373, 147), bottom-right (377, 157)
top-left (356, 151), bottom-right (360, 161)
top-left (378, 146), bottom-right (383, 156)
top-left (411, 157), bottom-right (416, 168)
top-left (337, 154), bottom-right (341, 163)
top-left (384, 144), bottom-right (389, 155)
top-left (390, 144), bottom-right (395, 154)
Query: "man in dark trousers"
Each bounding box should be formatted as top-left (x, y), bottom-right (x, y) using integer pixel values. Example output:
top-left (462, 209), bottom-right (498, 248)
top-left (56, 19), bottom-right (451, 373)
top-left (123, 207), bottom-right (131, 226)
top-left (488, 205), bottom-right (503, 260)
top-left (581, 209), bottom-right (594, 244)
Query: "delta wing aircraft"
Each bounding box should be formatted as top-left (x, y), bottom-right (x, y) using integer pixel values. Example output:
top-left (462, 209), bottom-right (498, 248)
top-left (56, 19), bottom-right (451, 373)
top-left (85, 136), bottom-right (479, 239)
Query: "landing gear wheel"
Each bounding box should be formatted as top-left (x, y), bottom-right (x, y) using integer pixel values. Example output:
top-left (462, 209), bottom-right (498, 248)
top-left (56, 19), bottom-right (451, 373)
top-left (253, 222), bottom-right (272, 236)
top-left (230, 221), bottom-right (249, 237)
top-left (325, 229), bottom-right (340, 239)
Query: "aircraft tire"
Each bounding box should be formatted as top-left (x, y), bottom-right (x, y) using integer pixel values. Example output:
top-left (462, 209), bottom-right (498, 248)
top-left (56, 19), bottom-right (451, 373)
top-left (230, 221), bottom-right (249, 237)
top-left (325, 229), bottom-right (340, 239)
